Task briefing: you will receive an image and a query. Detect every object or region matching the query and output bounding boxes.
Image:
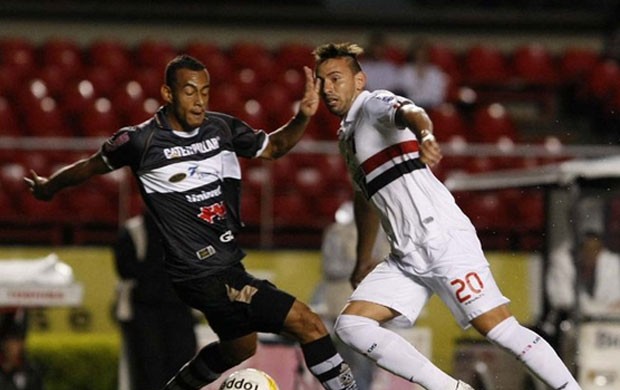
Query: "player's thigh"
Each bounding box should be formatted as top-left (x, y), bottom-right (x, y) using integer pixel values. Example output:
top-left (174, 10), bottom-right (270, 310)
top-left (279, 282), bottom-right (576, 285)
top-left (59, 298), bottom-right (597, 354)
top-left (432, 263), bottom-right (510, 329)
top-left (348, 258), bottom-right (432, 326)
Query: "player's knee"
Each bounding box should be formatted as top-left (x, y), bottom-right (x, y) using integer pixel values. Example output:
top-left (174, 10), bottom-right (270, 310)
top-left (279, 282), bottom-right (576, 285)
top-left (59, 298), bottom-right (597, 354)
top-left (334, 314), bottom-right (377, 348)
top-left (284, 301), bottom-right (328, 342)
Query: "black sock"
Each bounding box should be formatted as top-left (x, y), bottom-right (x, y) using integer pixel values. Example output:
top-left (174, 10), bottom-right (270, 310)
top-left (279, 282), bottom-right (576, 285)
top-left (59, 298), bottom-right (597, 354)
top-left (301, 335), bottom-right (358, 390)
top-left (163, 342), bottom-right (228, 390)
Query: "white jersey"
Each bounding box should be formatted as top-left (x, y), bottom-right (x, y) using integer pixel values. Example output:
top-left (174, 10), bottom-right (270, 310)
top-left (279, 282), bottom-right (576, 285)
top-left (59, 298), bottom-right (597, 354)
top-left (341, 90), bottom-right (509, 328)
top-left (338, 90), bottom-right (474, 270)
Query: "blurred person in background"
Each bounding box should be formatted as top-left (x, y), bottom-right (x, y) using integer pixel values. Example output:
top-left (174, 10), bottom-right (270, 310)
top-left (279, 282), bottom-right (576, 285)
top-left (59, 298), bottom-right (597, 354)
top-left (312, 42), bottom-right (582, 390)
top-left (113, 209), bottom-right (197, 390)
top-left (398, 39), bottom-right (448, 110)
top-left (24, 54), bottom-right (360, 390)
top-left (541, 230), bottom-right (620, 347)
top-left (312, 201), bottom-right (391, 390)
top-left (0, 308), bottom-right (43, 390)
top-left (359, 32), bottom-right (399, 92)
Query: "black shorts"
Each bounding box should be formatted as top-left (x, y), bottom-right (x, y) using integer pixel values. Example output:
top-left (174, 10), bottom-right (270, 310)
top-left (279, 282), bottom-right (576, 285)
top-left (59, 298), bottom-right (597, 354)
top-left (172, 263), bottom-right (296, 340)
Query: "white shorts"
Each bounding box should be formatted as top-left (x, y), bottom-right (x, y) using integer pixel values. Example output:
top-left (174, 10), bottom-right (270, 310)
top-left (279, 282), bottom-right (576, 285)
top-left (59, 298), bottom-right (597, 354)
top-left (349, 229), bottom-right (510, 329)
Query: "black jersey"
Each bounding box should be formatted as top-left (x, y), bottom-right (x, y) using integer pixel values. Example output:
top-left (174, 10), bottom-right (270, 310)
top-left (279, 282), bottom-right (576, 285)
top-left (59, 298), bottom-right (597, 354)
top-left (101, 107), bottom-right (268, 282)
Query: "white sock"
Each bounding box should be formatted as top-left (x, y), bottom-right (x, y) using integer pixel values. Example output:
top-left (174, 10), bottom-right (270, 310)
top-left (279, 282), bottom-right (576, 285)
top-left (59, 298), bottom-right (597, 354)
top-left (335, 314), bottom-right (457, 390)
top-left (486, 316), bottom-right (581, 390)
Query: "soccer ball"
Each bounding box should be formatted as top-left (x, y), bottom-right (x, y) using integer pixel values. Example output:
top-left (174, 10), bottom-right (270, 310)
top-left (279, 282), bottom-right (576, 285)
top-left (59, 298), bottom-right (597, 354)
top-left (219, 368), bottom-right (280, 390)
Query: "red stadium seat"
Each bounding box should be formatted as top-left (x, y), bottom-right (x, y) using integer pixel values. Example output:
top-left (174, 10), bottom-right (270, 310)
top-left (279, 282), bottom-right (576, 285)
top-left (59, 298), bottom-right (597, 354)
top-left (110, 80), bottom-right (147, 123)
top-left (209, 83), bottom-right (242, 113)
top-left (583, 59), bottom-right (620, 101)
top-left (0, 96), bottom-right (19, 136)
top-left (78, 97), bottom-right (121, 138)
top-left (25, 97), bottom-right (72, 137)
top-left (88, 39), bottom-right (132, 81)
top-left (134, 39), bottom-right (178, 74)
top-left (66, 187), bottom-right (119, 224)
top-left (184, 41), bottom-right (225, 63)
top-left (233, 68), bottom-right (261, 100)
top-left (130, 67), bottom-right (163, 99)
top-left (83, 66), bottom-right (119, 97)
top-left (0, 163), bottom-right (28, 195)
top-left (125, 97), bottom-right (160, 125)
top-left (238, 99), bottom-right (269, 130)
top-left (295, 166), bottom-right (327, 197)
top-left (464, 44), bottom-right (510, 85)
top-left (512, 44), bottom-right (558, 85)
top-left (40, 38), bottom-right (84, 79)
top-left (229, 42), bottom-right (271, 70)
top-left (428, 103), bottom-right (470, 142)
top-left (0, 38), bottom-right (37, 78)
top-left (275, 68), bottom-right (305, 100)
top-left (60, 79), bottom-right (97, 119)
top-left (273, 192), bottom-right (311, 226)
top-left (33, 65), bottom-right (71, 98)
top-left (275, 42), bottom-right (315, 69)
top-left (240, 189), bottom-right (261, 225)
top-left (256, 84), bottom-right (297, 129)
top-left (559, 47), bottom-right (600, 83)
top-left (0, 65), bottom-right (25, 97)
top-left (427, 43), bottom-right (462, 83)
top-left (199, 51), bottom-right (234, 86)
top-left (471, 103), bottom-right (518, 143)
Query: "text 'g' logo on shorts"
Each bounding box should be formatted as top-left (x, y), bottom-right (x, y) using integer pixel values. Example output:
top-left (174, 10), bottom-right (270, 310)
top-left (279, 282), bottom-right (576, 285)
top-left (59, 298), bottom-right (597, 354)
top-left (220, 230), bottom-right (234, 243)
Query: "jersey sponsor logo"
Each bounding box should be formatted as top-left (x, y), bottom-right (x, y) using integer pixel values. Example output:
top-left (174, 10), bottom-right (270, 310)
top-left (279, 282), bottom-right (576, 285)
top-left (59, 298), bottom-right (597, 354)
top-left (188, 164), bottom-right (216, 180)
top-left (219, 230), bottom-right (234, 243)
top-left (196, 245), bottom-right (216, 260)
top-left (185, 186), bottom-right (222, 203)
top-left (163, 137), bottom-right (220, 159)
top-left (168, 172), bottom-right (187, 183)
top-left (197, 201), bottom-right (226, 223)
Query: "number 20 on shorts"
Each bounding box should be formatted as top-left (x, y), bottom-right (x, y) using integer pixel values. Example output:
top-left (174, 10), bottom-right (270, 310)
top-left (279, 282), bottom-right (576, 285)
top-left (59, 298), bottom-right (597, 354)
top-left (450, 272), bottom-right (484, 303)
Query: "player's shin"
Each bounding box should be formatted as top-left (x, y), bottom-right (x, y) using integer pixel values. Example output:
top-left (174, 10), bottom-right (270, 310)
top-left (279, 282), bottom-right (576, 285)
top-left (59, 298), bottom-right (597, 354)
top-left (485, 316), bottom-right (582, 390)
top-left (335, 314), bottom-right (458, 390)
top-left (162, 342), bottom-right (228, 390)
top-left (301, 334), bottom-right (359, 390)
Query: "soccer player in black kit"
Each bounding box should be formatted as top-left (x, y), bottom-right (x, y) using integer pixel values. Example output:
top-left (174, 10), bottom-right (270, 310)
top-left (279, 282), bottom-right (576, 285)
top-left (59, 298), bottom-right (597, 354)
top-left (25, 55), bottom-right (359, 390)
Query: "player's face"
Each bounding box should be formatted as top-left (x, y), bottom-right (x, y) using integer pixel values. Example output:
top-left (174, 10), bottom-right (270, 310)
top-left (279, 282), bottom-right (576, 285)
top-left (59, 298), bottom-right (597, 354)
top-left (316, 57), bottom-right (365, 117)
top-left (162, 68), bottom-right (210, 131)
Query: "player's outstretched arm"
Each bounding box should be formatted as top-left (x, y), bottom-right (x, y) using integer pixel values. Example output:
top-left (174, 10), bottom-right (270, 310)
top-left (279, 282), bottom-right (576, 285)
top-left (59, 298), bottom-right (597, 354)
top-left (24, 152), bottom-right (111, 201)
top-left (260, 66), bottom-right (321, 159)
top-left (396, 104), bottom-right (442, 167)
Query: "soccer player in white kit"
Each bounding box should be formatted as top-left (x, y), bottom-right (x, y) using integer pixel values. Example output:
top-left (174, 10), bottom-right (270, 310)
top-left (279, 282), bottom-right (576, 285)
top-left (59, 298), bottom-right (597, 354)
top-left (312, 42), bottom-right (582, 390)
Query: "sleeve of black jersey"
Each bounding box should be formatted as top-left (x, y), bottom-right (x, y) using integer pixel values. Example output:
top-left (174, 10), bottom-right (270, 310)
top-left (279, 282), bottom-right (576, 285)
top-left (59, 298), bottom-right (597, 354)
top-left (228, 116), bottom-right (268, 158)
top-left (101, 127), bottom-right (143, 170)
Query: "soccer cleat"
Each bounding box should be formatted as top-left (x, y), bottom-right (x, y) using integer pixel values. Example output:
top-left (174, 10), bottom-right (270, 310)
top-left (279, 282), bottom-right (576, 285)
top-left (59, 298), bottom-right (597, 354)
top-left (455, 380), bottom-right (475, 390)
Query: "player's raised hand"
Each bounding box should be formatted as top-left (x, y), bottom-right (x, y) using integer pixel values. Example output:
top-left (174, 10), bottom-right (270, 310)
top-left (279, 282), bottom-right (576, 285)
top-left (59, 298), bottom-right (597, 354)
top-left (298, 66), bottom-right (321, 118)
top-left (24, 170), bottom-right (53, 201)
top-left (419, 136), bottom-right (442, 167)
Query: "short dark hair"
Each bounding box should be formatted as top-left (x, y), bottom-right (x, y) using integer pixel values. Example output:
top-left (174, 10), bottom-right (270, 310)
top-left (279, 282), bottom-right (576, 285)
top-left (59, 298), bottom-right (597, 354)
top-left (165, 54), bottom-right (206, 88)
top-left (312, 42), bottom-right (364, 74)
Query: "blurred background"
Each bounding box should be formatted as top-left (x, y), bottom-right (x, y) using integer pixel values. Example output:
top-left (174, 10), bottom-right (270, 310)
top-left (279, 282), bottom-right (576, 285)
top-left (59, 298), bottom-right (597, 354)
top-left (1, 0), bottom-right (620, 389)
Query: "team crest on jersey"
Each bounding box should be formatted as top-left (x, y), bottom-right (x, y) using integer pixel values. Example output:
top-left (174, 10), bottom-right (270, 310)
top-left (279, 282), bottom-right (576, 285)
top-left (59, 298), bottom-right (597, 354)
top-left (196, 245), bottom-right (216, 260)
top-left (104, 132), bottom-right (130, 152)
top-left (168, 173), bottom-right (187, 183)
top-left (198, 201), bottom-right (226, 223)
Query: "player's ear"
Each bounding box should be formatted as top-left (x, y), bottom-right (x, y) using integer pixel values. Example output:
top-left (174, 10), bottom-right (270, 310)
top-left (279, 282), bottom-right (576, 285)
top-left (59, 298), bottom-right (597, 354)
top-left (355, 71), bottom-right (366, 92)
top-left (161, 84), bottom-right (173, 104)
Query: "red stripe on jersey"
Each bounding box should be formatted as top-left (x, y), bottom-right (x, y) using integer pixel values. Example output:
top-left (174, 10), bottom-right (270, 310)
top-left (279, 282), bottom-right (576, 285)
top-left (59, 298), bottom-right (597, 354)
top-left (360, 140), bottom-right (419, 175)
